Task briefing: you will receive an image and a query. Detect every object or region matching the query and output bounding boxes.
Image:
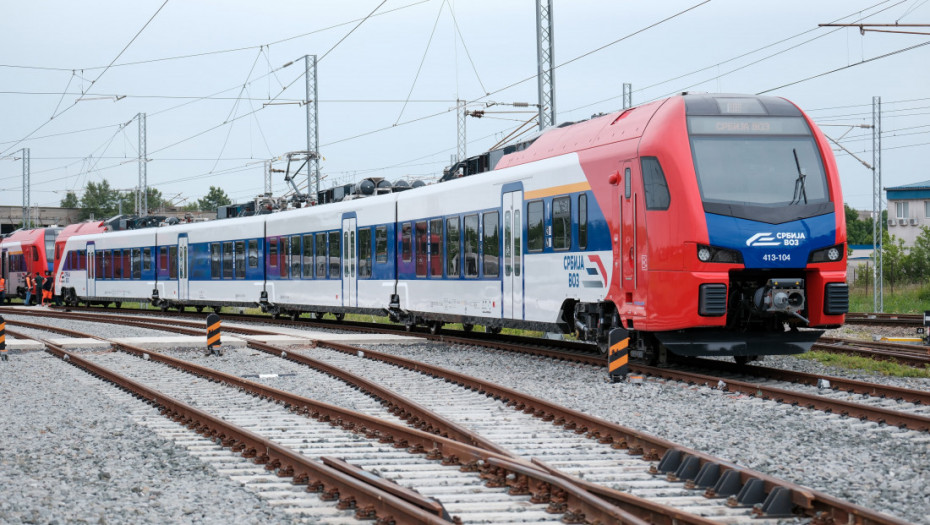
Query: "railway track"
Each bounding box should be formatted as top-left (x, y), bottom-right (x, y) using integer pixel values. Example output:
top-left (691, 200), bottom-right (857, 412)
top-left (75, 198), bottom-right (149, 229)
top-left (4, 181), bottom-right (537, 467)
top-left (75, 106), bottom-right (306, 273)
top-left (845, 313), bottom-right (924, 326)
top-left (3, 308), bottom-right (916, 524)
top-left (813, 336), bottom-right (930, 368)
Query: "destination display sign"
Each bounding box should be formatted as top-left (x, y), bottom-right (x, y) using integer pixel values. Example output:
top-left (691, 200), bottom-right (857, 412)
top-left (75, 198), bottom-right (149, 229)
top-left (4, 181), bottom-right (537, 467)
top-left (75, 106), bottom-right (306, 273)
top-left (688, 116), bottom-right (810, 136)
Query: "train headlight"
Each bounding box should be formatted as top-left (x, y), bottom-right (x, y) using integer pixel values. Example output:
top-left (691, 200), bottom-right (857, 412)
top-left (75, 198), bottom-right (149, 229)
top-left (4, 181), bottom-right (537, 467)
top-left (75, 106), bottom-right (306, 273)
top-left (808, 244), bottom-right (845, 263)
top-left (697, 246), bottom-right (712, 262)
top-left (696, 244), bottom-right (743, 264)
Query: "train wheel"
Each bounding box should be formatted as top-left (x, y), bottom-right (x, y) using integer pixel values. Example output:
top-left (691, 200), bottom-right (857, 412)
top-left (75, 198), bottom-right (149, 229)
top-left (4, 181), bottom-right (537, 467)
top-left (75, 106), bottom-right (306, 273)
top-left (487, 326), bottom-right (501, 335)
top-left (160, 304), bottom-right (169, 312)
top-left (213, 306), bottom-right (222, 314)
top-left (291, 311), bottom-right (301, 321)
top-left (114, 302), bottom-right (122, 309)
top-left (734, 356), bottom-right (749, 366)
top-left (429, 322), bottom-right (442, 335)
top-left (312, 312), bottom-right (323, 320)
top-left (195, 306), bottom-right (204, 313)
top-left (405, 320), bottom-right (415, 332)
top-left (462, 323), bottom-right (474, 332)
top-left (334, 313), bottom-right (345, 322)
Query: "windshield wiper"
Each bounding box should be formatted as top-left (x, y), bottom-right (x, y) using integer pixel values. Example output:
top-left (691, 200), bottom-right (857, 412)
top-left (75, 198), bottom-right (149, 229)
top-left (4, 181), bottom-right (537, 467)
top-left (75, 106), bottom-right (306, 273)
top-left (790, 148), bottom-right (808, 205)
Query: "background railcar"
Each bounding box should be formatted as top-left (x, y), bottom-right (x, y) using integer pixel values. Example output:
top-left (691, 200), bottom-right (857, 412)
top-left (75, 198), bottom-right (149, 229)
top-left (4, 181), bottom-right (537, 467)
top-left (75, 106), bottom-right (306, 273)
top-left (1, 227), bottom-right (62, 300)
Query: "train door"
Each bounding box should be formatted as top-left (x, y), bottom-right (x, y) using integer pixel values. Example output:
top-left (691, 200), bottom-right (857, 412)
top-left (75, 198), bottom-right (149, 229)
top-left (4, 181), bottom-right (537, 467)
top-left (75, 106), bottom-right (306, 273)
top-left (86, 244), bottom-right (96, 297)
top-left (178, 235), bottom-right (189, 301)
top-left (1, 249), bottom-right (7, 285)
top-left (620, 160), bottom-right (637, 291)
top-left (342, 217), bottom-right (357, 307)
top-left (503, 190), bottom-right (524, 319)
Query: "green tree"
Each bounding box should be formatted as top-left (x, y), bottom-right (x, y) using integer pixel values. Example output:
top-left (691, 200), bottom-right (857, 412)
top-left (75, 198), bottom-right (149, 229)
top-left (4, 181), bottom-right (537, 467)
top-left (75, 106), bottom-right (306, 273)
top-left (845, 204), bottom-right (872, 245)
top-left (79, 180), bottom-right (120, 220)
top-left (197, 186), bottom-right (232, 211)
top-left (905, 226), bottom-right (930, 281)
top-left (881, 231), bottom-right (907, 292)
top-left (60, 191), bottom-right (80, 208)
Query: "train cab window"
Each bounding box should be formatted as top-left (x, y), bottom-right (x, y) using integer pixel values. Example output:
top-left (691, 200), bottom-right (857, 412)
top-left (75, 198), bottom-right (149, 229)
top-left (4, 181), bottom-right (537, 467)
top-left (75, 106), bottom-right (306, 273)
top-left (552, 197), bottom-right (571, 251)
top-left (235, 241), bottom-right (246, 279)
top-left (302, 234), bottom-right (314, 278)
top-left (464, 214), bottom-right (479, 278)
top-left (375, 226), bottom-right (388, 264)
top-left (578, 194), bottom-right (588, 250)
top-left (624, 168), bottom-right (631, 199)
top-left (315, 233), bottom-right (327, 278)
top-left (269, 239), bottom-right (278, 267)
top-left (641, 157), bottom-right (671, 210)
top-left (482, 211), bottom-right (500, 278)
top-left (169, 246), bottom-right (178, 279)
top-left (223, 242), bottom-right (234, 279)
top-left (143, 248), bottom-right (152, 272)
top-left (248, 240), bottom-right (259, 268)
top-left (132, 248), bottom-right (141, 279)
top-left (290, 236), bottom-right (300, 279)
top-left (210, 244), bottom-right (221, 278)
top-left (401, 222), bottom-right (412, 262)
top-left (415, 221), bottom-right (428, 278)
top-left (32, 246), bottom-right (39, 262)
top-left (527, 201), bottom-right (544, 252)
top-left (358, 228), bottom-right (372, 278)
top-left (429, 219), bottom-right (443, 278)
top-left (328, 231), bottom-right (340, 278)
top-left (446, 217), bottom-right (460, 277)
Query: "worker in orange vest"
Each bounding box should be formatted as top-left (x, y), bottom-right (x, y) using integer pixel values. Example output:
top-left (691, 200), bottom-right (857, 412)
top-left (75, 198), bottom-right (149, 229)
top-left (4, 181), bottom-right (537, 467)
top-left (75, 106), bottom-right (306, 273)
top-left (24, 272), bottom-right (34, 305)
top-left (41, 271), bottom-right (53, 306)
top-left (0, 274), bottom-right (6, 304)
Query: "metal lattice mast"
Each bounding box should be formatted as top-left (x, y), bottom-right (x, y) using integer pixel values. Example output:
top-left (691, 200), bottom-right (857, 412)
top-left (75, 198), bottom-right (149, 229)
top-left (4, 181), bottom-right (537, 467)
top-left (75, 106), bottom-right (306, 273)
top-left (304, 55), bottom-right (319, 201)
top-left (536, 0), bottom-right (555, 130)
top-left (623, 83), bottom-right (632, 109)
top-left (457, 99), bottom-right (467, 162)
top-left (21, 148), bottom-right (30, 228)
top-left (872, 96), bottom-right (883, 312)
top-left (137, 112), bottom-right (147, 216)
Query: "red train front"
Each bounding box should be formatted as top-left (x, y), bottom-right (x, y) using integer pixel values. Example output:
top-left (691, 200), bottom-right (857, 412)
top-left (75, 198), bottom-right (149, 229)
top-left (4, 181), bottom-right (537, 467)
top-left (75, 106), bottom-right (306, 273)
top-left (506, 93), bottom-right (848, 361)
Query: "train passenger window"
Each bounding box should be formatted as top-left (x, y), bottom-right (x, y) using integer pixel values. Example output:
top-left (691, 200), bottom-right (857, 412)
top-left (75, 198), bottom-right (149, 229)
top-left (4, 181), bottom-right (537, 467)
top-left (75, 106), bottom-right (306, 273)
top-left (104, 251), bottom-right (112, 279)
top-left (315, 233), bottom-right (327, 278)
top-left (578, 194), bottom-right (588, 250)
top-left (123, 250), bottom-right (131, 280)
top-left (248, 240), bottom-right (259, 268)
top-left (328, 231), bottom-right (340, 278)
top-left (641, 157), bottom-right (671, 210)
top-left (358, 228), bottom-right (372, 278)
top-left (132, 248), bottom-right (141, 279)
top-left (552, 197), bottom-right (571, 251)
top-left (279, 238), bottom-right (288, 278)
top-left (343, 232), bottom-right (350, 277)
top-left (624, 167), bottom-right (631, 199)
top-left (290, 236), bottom-right (300, 279)
top-left (95, 252), bottom-right (103, 279)
top-left (302, 234), bottom-right (314, 278)
top-left (429, 219), bottom-right (442, 278)
top-left (483, 211), bottom-right (500, 278)
top-left (527, 201), bottom-right (544, 252)
top-left (236, 241), bottom-right (246, 279)
top-left (504, 211), bottom-right (512, 277)
top-left (446, 217), bottom-right (460, 277)
top-left (211, 244), bottom-right (221, 278)
top-left (415, 221), bottom-right (428, 278)
top-left (223, 242), bottom-right (234, 279)
top-left (514, 210), bottom-right (521, 276)
top-left (169, 246), bottom-right (178, 279)
top-left (159, 247), bottom-right (167, 274)
top-left (401, 222), bottom-right (412, 262)
top-left (463, 214), bottom-right (479, 278)
top-left (143, 248), bottom-right (151, 272)
top-left (375, 226), bottom-right (388, 264)
top-left (116, 251), bottom-right (124, 279)
top-left (269, 238), bottom-right (278, 267)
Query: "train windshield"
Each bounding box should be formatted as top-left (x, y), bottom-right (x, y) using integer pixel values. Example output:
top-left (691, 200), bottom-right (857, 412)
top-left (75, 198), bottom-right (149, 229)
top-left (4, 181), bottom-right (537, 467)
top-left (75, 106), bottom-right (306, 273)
top-left (689, 116), bottom-right (829, 214)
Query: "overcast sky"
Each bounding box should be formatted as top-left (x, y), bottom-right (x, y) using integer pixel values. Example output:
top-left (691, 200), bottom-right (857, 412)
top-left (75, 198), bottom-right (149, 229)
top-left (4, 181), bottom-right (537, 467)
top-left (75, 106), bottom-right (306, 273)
top-left (1, 0), bottom-right (927, 213)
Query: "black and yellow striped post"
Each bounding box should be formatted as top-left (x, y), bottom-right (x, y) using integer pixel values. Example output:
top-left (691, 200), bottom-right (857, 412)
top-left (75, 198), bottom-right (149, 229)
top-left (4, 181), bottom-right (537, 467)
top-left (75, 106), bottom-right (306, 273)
top-left (206, 313), bottom-right (222, 356)
top-left (607, 327), bottom-right (630, 382)
top-left (1, 315), bottom-right (7, 361)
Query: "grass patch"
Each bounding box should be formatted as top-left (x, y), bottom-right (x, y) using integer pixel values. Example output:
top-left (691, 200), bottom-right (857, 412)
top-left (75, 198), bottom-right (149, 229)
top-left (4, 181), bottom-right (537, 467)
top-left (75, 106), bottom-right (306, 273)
top-left (797, 350), bottom-right (930, 378)
top-left (849, 283), bottom-right (930, 314)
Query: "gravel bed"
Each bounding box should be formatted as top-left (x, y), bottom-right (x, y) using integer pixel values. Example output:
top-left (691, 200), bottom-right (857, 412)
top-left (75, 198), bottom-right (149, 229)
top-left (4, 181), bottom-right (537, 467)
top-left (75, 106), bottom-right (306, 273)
top-left (0, 352), bottom-right (301, 525)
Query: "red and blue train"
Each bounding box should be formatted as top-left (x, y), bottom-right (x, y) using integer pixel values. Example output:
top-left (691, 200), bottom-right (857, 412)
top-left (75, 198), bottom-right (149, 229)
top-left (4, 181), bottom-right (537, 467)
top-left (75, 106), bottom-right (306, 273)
top-left (52, 93), bottom-right (848, 362)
